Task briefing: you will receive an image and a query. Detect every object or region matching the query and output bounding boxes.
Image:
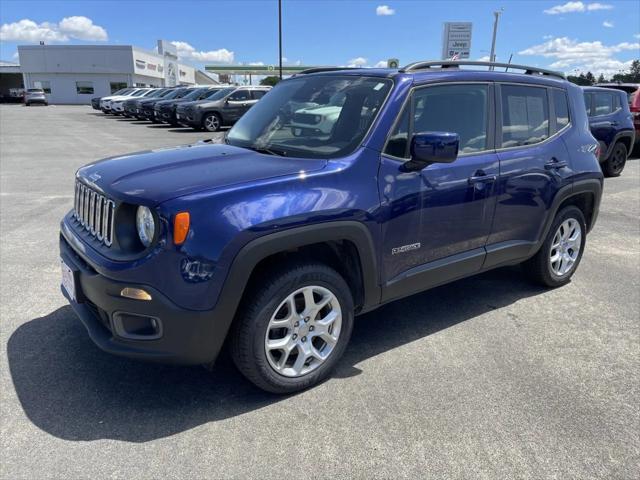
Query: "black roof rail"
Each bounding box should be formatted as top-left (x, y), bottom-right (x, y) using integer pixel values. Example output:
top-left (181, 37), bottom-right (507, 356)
top-left (399, 60), bottom-right (565, 79)
top-left (296, 67), bottom-right (364, 75)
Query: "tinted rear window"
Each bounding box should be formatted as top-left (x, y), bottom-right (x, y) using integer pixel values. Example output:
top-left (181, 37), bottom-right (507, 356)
top-left (500, 85), bottom-right (549, 147)
top-left (553, 89), bottom-right (570, 131)
top-left (593, 92), bottom-right (614, 115)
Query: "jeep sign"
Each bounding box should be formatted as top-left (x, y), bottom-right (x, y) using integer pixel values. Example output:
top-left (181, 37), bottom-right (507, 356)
top-left (441, 22), bottom-right (472, 60)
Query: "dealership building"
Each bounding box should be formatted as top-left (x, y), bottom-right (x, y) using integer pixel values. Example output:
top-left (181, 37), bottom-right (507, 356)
top-left (15, 40), bottom-right (216, 104)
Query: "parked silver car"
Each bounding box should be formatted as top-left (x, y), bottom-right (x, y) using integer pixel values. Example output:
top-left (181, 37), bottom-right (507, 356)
top-left (24, 89), bottom-right (48, 106)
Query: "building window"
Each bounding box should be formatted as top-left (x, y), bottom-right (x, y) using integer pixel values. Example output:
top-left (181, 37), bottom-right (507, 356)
top-left (76, 81), bottom-right (94, 94)
top-left (110, 82), bottom-right (128, 94)
top-left (33, 81), bottom-right (51, 94)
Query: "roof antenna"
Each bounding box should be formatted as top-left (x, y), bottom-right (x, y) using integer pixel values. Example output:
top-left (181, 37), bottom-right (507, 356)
top-left (505, 54), bottom-right (513, 72)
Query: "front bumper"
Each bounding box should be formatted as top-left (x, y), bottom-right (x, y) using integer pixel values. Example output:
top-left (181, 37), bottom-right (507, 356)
top-left (156, 108), bottom-right (174, 122)
top-left (60, 232), bottom-right (221, 365)
top-left (176, 110), bottom-right (200, 128)
top-left (112, 103), bottom-right (125, 113)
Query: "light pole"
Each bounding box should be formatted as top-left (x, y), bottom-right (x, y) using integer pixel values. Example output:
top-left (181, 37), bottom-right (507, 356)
top-left (278, 0), bottom-right (283, 80)
top-left (489, 8), bottom-right (503, 70)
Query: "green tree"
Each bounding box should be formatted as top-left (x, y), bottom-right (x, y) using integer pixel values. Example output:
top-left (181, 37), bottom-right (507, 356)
top-left (597, 73), bottom-right (606, 84)
top-left (260, 76), bottom-right (281, 86)
top-left (585, 71), bottom-right (595, 85)
top-left (567, 73), bottom-right (591, 86)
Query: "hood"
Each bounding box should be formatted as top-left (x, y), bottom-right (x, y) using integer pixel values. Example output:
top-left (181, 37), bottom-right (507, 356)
top-left (77, 143), bottom-right (327, 205)
top-left (155, 98), bottom-right (182, 108)
top-left (177, 100), bottom-right (203, 109)
top-left (195, 99), bottom-right (224, 109)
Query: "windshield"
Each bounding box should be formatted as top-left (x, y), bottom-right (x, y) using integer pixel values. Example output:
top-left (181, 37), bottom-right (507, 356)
top-left (131, 89), bottom-right (148, 97)
top-left (113, 88), bottom-right (131, 95)
top-left (204, 87), bottom-right (234, 101)
top-left (226, 76), bottom-right (392, 159)
top-left (158, 88), bottom-right (177, 98)
top-left (202, 88), bottom-right (223, 99)
top-left (141, 89), bottom-right (156, 97)
top-left (163, 88), bottom-right (187, 100)
top-left (182, 88), bottom-right (207, 100)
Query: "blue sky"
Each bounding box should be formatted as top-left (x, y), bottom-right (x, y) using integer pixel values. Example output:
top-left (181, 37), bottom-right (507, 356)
top-left (1, 0), bottom-right (638, 77)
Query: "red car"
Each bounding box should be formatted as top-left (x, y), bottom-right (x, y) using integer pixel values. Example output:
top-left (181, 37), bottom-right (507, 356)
top-left (596, 83), bottom-right (640, 147)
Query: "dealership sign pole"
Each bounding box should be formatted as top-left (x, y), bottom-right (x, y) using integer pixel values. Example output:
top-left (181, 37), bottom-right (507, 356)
top-left (278, 0), bottom-right (283, 80)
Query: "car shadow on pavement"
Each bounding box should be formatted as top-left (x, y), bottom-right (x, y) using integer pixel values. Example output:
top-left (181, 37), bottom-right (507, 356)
top-left (8, 266), bottom-right (546, 443)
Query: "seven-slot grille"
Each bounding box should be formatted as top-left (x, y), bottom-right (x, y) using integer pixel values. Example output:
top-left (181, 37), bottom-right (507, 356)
top-left (73, 180), bottom-right (115, 246)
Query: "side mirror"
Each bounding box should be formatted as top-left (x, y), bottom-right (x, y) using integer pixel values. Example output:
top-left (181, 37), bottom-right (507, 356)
top-left (407, 132), bottom-right (459, 170)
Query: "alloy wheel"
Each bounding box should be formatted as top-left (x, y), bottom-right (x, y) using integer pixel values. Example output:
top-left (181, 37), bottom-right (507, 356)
top-left (204, 114), bottom-right (220, 131)
top-left (264, 285), bottom-right (342, 377)
top-left (549, 218), bottom-right (582, 276)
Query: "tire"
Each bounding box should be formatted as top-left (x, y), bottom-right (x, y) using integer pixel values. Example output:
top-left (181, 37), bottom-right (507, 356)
top-left (202, 112), bottom-right (222, 132)
top-left (230, 263), bottom-right (354, 394)
top-left (524, 206), bottom-right (587, 288)
top-left (602, 142), bottom-right (627, 177)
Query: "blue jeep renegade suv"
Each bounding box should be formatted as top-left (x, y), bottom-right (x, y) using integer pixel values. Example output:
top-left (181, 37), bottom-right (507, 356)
top-left (60, 61), bottom-right (603, 393)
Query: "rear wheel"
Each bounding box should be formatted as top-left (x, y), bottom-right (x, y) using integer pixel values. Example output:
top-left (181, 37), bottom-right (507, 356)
top-left (203, 112), bottom-right (221, 132)
top-left (602, 142), bottom-right (627, 177)
top-left (524, 206), bottom-right (586, 288)
top-left (230, 263), bottom-right (354, 394)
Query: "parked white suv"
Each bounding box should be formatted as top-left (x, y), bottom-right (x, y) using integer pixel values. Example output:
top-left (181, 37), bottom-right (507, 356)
top-left (100, 88), bottom-right (149, 113)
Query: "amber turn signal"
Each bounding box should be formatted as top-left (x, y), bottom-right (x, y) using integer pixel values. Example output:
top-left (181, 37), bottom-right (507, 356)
top-left (173, 212), bottom-right (190, 245)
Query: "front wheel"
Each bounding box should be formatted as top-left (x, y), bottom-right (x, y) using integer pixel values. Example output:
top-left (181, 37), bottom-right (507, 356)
top-left (202, 112), bottom-right (221, 132)
top-left (524, 206), bottom-right (587, 288)
top-left (230, 263), bottom-right (354, 394)
top-left (602, 142), bottom-right (627, 177)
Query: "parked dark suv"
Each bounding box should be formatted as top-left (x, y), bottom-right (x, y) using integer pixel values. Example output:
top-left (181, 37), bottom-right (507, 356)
top-left (60, 61), bottom-right (603, 393)
top-left (153, 86), bottom-right (220, 126)
top-left (176, 86), bottom-right (271, 131)
top-left (595, 83), bottom-right (640, 148)
top-left (583, 86), bottom-right (635, 176)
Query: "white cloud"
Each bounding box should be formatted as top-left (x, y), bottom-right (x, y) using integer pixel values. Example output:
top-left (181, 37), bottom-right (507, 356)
top-left (171, 41), bottom-right (234, 63)
top-left (477, 55), bottom-right (491, 62)
top-left (602, 20), bottom-right (614, 27)
top-left (58, 16), bottom-right (107, 41)
top-left (376, 5), bottom-right (395, 16)
top-left (374, 60), bottom-right (388, 68)
top-left (0, 16), bottom-right (107, 43)
top-left (634, 34), bottom-right (640, 39)
top-left (587, 2), bottom-right (613, 11)
top-left (519, 36), bottom-right (639, 75)
top-left (347, 56), bottom-right (368, 67)
top-left (248, 61), bottom-right (265, 66)
top-left (543, 2), bottom-right (613, 15)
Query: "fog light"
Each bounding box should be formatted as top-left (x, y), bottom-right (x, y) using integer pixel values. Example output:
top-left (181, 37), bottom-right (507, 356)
top-left (120, 287), bottom-right (152, 301)
top-left (112, 312), bottom-right (162, 340)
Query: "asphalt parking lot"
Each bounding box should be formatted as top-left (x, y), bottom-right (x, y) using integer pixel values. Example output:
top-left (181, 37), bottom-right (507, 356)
top-left (1, 104), bottom-right (638, 479)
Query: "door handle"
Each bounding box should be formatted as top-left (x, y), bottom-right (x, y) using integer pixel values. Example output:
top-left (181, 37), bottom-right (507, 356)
top-left (468, 171), bottom-right (497, 184)
top-left (544, 158), bottom-right (568, 170)
top-left (610, 121), bottom-right (619, 126)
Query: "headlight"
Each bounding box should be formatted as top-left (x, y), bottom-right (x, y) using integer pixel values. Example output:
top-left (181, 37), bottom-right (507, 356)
top-left (136, 206), bottom-right (155, 247)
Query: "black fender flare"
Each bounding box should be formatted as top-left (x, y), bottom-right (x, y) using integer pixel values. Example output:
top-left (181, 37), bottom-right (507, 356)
top-left (206, 221), bottom-right (380, 362)
top-left (603, 131), bottom-right (635, 159)
top-left (535, 178), bottom-right (603, 251)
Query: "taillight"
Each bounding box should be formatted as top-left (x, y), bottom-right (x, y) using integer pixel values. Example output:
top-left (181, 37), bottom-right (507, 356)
top-left (594, 145), bottom-right (601, 160)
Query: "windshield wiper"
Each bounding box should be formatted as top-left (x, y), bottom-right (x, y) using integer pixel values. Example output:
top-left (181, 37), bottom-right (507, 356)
top-left (244, 145), bottom-right (288, 157)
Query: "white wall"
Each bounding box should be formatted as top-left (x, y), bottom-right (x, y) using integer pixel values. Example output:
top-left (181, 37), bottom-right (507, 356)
top-left (19, 45), bottom-right (133, 74)
top-left (23, 72), bottom-right (131, 104)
